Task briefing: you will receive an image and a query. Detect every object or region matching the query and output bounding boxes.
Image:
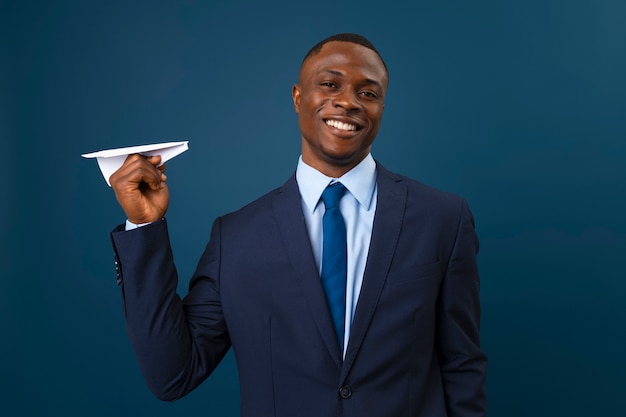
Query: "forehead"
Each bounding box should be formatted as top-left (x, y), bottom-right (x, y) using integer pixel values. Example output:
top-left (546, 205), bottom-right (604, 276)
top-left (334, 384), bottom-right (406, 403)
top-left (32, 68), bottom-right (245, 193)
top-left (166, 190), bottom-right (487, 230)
top-left (300, 41), bottom-right (388, 86)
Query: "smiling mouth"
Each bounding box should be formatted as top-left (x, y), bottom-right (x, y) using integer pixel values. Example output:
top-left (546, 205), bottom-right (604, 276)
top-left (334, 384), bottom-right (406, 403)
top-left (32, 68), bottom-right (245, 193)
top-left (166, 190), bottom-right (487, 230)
top-left (325, 119), bottom-right (359, 132)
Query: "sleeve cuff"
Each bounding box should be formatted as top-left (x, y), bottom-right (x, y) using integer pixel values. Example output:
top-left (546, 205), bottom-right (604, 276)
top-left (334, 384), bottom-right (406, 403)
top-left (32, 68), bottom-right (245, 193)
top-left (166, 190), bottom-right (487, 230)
top-left (125, 219), bottom-right (154, 231)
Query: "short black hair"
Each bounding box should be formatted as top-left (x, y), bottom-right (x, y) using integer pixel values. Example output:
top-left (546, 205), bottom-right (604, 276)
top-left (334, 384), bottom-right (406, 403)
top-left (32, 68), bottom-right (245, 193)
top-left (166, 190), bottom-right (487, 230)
top-left (301, 33), bottom-right (388, 76)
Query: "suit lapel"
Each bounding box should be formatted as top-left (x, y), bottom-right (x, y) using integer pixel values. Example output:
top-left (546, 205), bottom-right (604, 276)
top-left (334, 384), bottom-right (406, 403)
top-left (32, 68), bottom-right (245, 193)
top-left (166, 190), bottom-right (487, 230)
top-left (341, 164), bottom-right (407, 381)
top-left (272, 175), bottom-right (344, 367)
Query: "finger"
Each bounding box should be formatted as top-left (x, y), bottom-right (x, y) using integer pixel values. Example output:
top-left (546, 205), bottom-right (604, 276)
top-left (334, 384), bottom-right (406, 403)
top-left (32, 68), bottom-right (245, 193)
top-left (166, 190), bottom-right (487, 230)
top-left (139, 156), bottom-right (167, 187)
top-left (146, 156), bottom-right (167, 183)
top-left (114, 154), bottom-right (153, 176)
top-left (146, 155), bottom-right (162, 167)
top-left (138, 164), bottom-right (166, 191)
top-left (157, 164), bottom-right (167, 182)
top-left (111, 154), bottom-right (165, 190)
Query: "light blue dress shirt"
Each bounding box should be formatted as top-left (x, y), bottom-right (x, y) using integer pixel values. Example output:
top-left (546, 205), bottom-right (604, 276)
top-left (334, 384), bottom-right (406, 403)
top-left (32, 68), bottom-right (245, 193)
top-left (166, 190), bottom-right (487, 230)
top-left (296, 154), bottom-right (378, 355)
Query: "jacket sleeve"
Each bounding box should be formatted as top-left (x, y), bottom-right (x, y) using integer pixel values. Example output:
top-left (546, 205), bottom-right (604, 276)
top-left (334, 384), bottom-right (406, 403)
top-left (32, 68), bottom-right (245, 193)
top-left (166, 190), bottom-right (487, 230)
top-left (110, 218), bottom-right (230, 401)
top-left (436, 199), bottom-right (488, 416)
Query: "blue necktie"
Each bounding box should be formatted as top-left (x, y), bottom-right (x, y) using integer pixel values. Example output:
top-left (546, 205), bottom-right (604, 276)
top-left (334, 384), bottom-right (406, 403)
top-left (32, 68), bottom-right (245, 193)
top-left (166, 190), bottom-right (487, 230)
top-left (321, 182), bottom-right (347, 350)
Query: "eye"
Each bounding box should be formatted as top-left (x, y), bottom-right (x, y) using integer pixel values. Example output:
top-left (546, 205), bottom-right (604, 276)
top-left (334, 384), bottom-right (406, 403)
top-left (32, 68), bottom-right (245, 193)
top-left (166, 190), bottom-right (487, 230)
top-left (320, 81), bottom-right (337, 88)
top-left (360, 90), bottom-right (379, 99)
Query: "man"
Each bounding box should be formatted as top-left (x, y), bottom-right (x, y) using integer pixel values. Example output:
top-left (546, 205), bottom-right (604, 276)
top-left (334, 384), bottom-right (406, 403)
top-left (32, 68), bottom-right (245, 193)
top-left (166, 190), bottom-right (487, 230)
top-left (109, 33), bottom-right (487, 416)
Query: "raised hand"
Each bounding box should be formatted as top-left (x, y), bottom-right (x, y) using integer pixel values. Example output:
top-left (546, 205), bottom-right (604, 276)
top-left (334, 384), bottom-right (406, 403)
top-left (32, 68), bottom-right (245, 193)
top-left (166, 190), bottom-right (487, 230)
top-left (109, 154), bottom-right (169, 224)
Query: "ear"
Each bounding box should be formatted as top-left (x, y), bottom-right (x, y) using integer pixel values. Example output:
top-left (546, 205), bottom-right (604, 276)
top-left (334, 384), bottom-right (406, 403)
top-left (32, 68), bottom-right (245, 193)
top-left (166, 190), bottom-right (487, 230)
top-left (292, 84), bottom-right (301, 113)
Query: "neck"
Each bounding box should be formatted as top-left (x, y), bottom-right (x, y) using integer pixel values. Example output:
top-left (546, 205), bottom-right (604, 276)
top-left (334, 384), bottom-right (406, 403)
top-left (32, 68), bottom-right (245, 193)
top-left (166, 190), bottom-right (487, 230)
top-left (301, 148), bottom-right (370, 178)
top-left (301, 157), bottom-right (360, 178)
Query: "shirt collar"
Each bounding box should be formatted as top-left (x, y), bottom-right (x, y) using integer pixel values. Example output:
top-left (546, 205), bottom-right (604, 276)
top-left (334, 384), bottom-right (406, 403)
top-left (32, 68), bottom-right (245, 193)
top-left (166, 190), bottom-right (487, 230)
top-left (296, 154), bottom-right (377, 214)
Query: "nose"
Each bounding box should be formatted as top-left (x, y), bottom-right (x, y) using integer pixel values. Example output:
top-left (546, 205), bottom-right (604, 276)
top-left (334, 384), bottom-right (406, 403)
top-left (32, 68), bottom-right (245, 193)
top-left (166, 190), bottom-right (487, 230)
top-left (333, 88), bottom-right (359, 111)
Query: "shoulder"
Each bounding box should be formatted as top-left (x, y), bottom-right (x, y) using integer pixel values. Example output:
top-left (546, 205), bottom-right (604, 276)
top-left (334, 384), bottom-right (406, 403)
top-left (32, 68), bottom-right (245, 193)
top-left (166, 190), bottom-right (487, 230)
top-left (376, 162), bottom-right (468, 212)
top-left (375, 162), bottom-right (476, 246)
top-left (218, 174), bottom-right (298, 226)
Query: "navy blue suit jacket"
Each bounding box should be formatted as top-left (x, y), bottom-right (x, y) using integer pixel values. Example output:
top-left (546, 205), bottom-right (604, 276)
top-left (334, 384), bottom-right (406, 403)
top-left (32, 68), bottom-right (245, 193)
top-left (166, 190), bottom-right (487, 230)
top-left (111, 163), bottom-right (487, 417)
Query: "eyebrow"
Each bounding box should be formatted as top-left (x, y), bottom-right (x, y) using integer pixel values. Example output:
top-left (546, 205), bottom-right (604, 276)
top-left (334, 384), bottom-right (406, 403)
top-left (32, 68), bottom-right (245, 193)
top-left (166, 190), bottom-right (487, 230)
top-left (322, 69), bottom-right (384, 88)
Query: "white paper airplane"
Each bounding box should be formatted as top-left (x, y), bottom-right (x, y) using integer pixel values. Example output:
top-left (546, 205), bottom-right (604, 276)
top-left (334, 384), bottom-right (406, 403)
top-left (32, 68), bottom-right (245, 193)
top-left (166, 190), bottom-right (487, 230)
top-left (82, 141), bottom-right (189, 186)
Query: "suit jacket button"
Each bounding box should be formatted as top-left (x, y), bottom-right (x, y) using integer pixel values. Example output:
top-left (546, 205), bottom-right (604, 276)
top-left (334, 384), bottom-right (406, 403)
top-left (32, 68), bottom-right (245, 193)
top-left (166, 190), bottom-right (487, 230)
top-left (114, 255), bottom-right (122, 286)
top-left (339, 385), bottom-right (352, 399)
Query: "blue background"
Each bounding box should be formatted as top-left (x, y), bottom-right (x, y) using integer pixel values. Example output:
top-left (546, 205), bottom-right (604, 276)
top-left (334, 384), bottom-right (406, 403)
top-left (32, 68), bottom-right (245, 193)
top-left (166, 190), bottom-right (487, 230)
top-left (2, 0), bottom-right (625, 415)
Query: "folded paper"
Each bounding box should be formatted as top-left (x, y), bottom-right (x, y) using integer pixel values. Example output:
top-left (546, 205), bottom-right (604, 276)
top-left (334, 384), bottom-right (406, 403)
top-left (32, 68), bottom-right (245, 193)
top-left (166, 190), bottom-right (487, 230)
top-left (82, 141), bottom-right (189, 186)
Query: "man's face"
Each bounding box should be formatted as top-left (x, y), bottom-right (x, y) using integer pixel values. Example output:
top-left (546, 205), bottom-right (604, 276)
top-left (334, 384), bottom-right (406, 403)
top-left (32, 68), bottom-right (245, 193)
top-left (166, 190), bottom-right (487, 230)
top-left (292, 41), bottom-right (388, 177)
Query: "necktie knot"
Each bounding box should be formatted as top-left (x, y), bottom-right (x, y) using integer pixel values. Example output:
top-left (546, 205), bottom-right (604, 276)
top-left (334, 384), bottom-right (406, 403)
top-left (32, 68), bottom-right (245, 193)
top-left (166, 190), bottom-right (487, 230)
top-left (321, 182), bottom-right (346, 209)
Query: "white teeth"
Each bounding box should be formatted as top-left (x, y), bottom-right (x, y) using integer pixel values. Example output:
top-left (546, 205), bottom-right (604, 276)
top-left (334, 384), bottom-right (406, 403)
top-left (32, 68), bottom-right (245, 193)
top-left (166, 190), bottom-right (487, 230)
top-left (326, 119), bottom-right (357, 131)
